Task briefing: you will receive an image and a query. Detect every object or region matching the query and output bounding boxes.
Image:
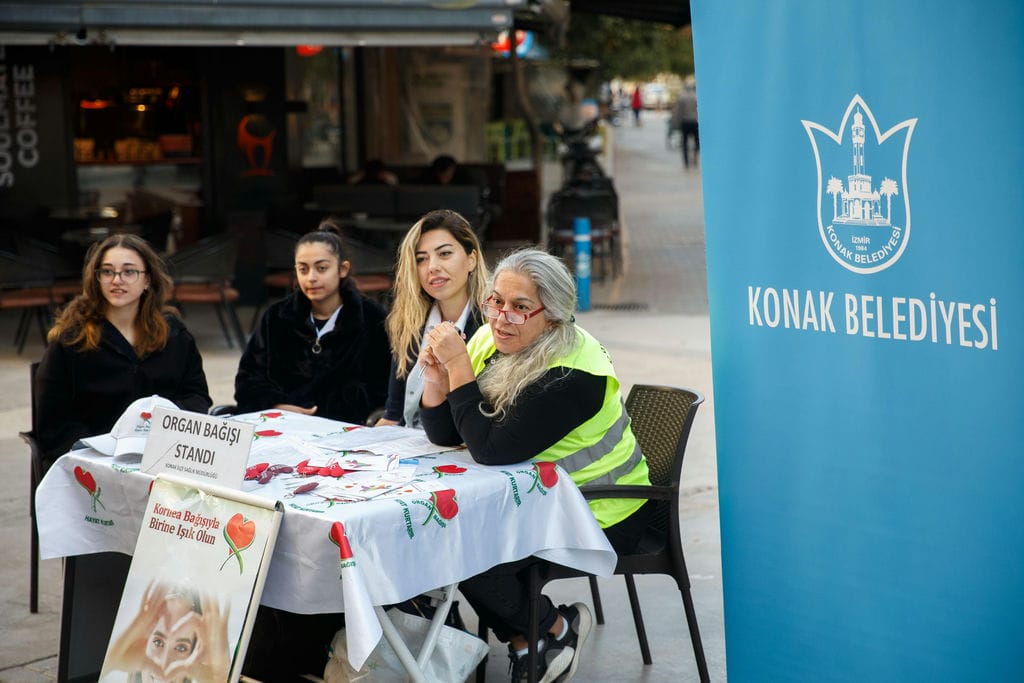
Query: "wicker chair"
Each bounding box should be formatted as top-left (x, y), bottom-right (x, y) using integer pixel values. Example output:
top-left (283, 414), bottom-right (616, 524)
top-left (476, 385), bottom-right (709, 683)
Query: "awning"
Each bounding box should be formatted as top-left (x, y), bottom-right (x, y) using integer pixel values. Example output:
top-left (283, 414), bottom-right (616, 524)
top-left (0, 0), bottom-right (518, 47)
top-left (570, 0), bottom-right (691, 27)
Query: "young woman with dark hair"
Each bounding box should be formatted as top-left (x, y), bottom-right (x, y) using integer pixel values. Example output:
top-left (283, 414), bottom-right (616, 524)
top-left (234, 219), bottom-right (390, 425)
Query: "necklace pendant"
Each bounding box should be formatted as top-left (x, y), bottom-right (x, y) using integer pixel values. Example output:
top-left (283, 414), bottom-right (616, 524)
top-left (312, 342), bottom-right (322, 355)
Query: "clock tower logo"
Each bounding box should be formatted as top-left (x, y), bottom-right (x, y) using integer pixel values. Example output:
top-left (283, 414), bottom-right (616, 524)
top-left (802, 95), bottom-right (917, 274)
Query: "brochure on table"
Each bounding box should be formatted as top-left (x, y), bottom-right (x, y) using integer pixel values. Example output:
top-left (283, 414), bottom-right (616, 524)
top-left (99, 475), bottom-right (282, 683)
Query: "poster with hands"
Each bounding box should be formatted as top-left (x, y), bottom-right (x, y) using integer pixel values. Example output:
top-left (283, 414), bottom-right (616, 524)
top-left (100, 476), bottom-right (282, 683)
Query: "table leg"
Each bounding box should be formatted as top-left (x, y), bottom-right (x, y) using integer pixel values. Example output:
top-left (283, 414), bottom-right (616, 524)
top-left (415, 583), bottom-right (459, 670)
top-left (375, 606), bottom-right (429, 683)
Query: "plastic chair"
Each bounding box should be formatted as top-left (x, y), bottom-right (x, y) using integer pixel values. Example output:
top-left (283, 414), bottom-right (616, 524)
top-left (167, 234), bottom-right (246, 348)
top-left (476, 385), bottom-right (709, 683)
top-left (19, 361), bottom-right (43, 613)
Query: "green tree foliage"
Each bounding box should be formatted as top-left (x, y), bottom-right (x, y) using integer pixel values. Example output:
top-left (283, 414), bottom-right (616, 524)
top-left (557, 14), bottom-right (694, 80)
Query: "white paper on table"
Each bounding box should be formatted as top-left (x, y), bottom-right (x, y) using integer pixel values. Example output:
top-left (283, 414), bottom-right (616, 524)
top-left (334, 452), bottom-right (400, 472)
top-left (249, 436), bottom-right (333, 464)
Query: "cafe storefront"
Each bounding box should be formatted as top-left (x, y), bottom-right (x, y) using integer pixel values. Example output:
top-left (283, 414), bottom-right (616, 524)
top-left (0, 0), bottom-right (535, 301)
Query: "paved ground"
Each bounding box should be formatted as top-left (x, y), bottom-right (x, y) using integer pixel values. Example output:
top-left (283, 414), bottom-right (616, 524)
top-left (0, 110), bottom-right (723, 682)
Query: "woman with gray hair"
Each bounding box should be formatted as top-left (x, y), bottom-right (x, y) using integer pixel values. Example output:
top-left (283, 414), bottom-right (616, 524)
top-left (419, 248), bottom-right (654, 683)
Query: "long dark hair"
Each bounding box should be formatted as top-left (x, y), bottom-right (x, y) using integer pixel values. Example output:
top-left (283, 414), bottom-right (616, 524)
top-left (48, 234), bottom-right (176, 355)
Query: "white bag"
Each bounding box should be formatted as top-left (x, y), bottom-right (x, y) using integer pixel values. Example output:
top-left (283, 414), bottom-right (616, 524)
top-left (324, 610), bottom-right (489, 683)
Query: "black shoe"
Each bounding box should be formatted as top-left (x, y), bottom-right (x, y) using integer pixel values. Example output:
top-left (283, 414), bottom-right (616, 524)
top-left (508, 642), bottom-right (548, 683)
top-left (540, 603), bottom-right (592, 683)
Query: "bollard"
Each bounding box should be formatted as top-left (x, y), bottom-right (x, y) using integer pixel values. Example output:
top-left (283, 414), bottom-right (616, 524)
top-left (574, 216), bottom-right (592, 312)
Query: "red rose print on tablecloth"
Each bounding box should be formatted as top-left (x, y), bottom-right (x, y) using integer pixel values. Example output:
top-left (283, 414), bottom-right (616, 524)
top-left (140, 411), bottom-right (152, 422)
top-left (220, 512), bottom-right (256, 573)
top-left (329, 521), bottom-right (354, 560)
top-left (526, 461), bottom-right (559, 494)
top-left (74, 465), bottom-right (106, 512)
top-left (433, 464), bottom-right (467, 478)
top-left (253, 429), bottom-right (282, 439)
top-left (259, 411), bottom-right (283, 421)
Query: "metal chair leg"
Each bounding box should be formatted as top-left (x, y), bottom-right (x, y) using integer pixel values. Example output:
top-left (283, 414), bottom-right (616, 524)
top-left (211, 303), bottom-right (232, 347)
top-left (624, 573), bottom-right (653, 665)
top-left (475, 619), bottom-right (489, 683)
top-left (30, 466), bottom-right (39, 613)
top-left (681, 585), bottom-right (710, 682)
top-left (588, 575), bottom-right (605, 625)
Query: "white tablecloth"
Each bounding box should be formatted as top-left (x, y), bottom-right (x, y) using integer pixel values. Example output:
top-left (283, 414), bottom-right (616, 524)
top-left (36, 411), bottom-right (616, 668)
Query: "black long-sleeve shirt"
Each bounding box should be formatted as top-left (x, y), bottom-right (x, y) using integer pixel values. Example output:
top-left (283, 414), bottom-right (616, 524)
top-left (235, 281), bottom-right (391, 425)
top-left (420, 364), bottom-right (605, 465)
top-left (35, 315), bottom-right (211, 469)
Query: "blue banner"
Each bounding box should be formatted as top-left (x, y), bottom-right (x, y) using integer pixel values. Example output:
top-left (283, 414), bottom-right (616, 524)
top-left (692, 2), bottom-right (1023, 680)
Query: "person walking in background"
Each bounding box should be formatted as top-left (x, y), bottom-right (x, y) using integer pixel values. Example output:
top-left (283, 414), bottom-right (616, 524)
top-left (630, 85), bottom-right (643, 127)
top-left (376, 209), bottom-right (488, 428)
top-left (671, 77), bottom-right (700, 168)
top-left (35, 234), bottom-right (211, 471)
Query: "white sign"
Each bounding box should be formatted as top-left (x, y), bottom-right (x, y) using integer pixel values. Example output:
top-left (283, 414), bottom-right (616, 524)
top-left (142, 407), bottom-right (254, 489)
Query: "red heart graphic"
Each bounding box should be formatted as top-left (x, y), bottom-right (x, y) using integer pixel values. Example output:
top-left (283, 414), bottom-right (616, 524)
top-left (140, 411), bottom-right (152, 420)
top-left (255, 429), bottom-right (282, 437)
top-left (434, 464), bottom-right (467, 476)
top-left (432, 489), bottom-right (459, 520)
top-left (226, 513), bottom-right (256, 552)
top-left (535, 462), bottom-right (559, 488)
top-left (74, 466), bottom-right (97, 494)
top-left (329, 521), bottom-right (353, 560)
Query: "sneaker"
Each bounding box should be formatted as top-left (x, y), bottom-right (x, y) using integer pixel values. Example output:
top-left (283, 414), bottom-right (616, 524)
top-left (508, 641), bottom-right (548, 683)
top-left (540, 603), bottom-right (592, 683)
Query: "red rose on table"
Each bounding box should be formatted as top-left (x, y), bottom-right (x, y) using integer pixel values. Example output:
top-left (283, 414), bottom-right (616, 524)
top-left (220, 512), bottom-right (257, 574)
top-left (329, 521), bottom-right (354, 560)
top-left (260, 411), bottom-right (283, 420)
top-left (527, 461), bottom-right (559, 494)
top-left (433, 464), bottom-right (467, 478)
top-left (254, 429), bottom-right (282, 439)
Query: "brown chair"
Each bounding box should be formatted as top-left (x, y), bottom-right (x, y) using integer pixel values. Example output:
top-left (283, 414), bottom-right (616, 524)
top-left (476, 385), bottom-right (709, 683)
top-left (167, 234), bottom-right (246, 348)
top-left (19, 361), bottom-right (43, 613)
top-left (0, 250), bottom-right (57, 354)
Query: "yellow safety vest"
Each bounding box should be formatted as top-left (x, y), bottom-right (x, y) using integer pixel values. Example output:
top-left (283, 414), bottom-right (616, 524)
top-left (466, 326), bottom-right (650, 528)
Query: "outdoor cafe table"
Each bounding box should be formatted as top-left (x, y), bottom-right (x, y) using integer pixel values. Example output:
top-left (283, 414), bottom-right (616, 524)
top-left (35, 411), bottom-right (616, 679)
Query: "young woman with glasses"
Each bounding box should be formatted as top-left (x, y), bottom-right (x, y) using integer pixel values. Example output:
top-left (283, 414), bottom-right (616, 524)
top-left (35, 234), bottom-right (212, 471)
top-left (235, 219), bottom-right (391, 425)
top-left (417, 248), bottom-right (655, 683)
top-left (375, 209), bottom-right (488, 428)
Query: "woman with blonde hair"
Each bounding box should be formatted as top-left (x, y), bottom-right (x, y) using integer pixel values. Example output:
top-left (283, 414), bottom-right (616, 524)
top-left (35, 234), bottom-right (211, 470)
top-left (418, 248), bottom-right (654, 682)
top-left (375, 209), bottom-right (488, 427)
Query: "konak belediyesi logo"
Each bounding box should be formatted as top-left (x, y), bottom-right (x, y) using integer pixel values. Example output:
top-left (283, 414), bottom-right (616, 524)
top-left (802, 95), bottom-right (917, 274)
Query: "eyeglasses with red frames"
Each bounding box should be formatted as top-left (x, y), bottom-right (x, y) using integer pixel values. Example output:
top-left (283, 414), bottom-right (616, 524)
top-left (481, 297), bottom-right (546, 325)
